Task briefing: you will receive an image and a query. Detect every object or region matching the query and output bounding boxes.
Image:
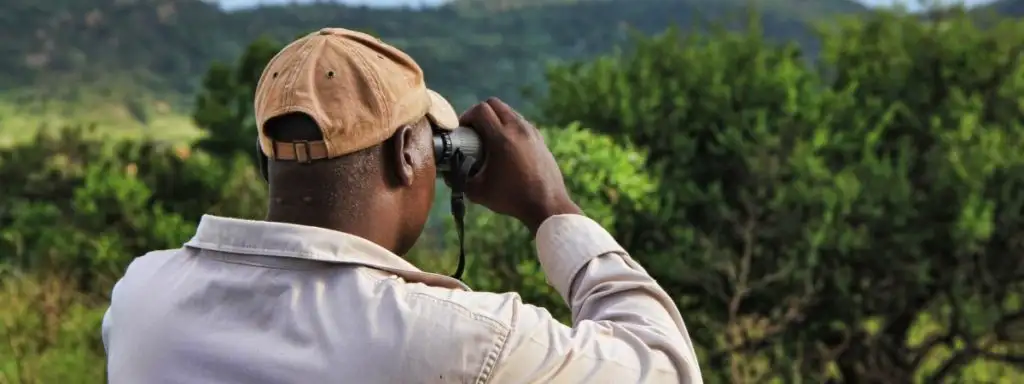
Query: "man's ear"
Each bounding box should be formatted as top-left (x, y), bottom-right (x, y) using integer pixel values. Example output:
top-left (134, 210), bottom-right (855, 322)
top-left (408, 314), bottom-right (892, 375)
top-left (391, 125), bottom-right (416, 187)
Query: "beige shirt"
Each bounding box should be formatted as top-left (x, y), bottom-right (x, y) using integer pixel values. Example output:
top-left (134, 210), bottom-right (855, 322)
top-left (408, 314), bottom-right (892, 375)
top-left (102, 214), bottom-right (702, 383)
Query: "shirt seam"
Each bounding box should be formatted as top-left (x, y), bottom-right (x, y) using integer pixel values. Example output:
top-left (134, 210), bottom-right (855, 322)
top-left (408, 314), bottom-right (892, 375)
top-left (405, 293), bottom-right (509, 384)
top-left (476, 324), bottom-right (508, 384)
top-left (404, 292), bottom-right (507, 332)
top-left (196, 250), bottom-right (397, 288)
top-left (203, 255), bottom-right (327, 271)
top-left (477, 300), bottom-right (516, 384)
top-left (186, 240), bottom-right (321, 259)
top-left (200, 256), bottom-right (393, 287)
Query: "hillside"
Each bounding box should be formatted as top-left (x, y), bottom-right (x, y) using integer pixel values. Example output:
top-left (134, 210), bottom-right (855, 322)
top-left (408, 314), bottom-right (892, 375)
top-left (0, 0), bottom-right (869, 142)
top-left (984, 0), bottom-right (1024, 14)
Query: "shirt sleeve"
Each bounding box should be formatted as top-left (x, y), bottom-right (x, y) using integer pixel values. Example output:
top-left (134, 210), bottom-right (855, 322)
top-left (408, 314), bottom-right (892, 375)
top-left (102, 279), bottom-right (120, 355)
top-left (101, 307), bottom-right (112, 353)
top-left (486, 214), bottom-right (703, 383)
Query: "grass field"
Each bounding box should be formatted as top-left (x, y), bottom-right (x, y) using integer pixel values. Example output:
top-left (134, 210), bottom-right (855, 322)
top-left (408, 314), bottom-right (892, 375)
top-left (0, 101), bottom-right (200, 146)
top-left (0, 84), bottom-right (201, 147)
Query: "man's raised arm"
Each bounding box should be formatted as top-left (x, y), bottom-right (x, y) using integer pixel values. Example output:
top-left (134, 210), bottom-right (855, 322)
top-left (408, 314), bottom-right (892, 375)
top-left (458, 97), bottom-right (702, 383)
top-left (487, 214), bottom-right (702, 383)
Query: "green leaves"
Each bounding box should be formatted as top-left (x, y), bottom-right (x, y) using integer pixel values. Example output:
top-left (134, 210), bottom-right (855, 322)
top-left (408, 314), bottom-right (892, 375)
top-left (193, 37), bottom-right (282, 164)
top-left (539, 11), bottom-right (1024, 382)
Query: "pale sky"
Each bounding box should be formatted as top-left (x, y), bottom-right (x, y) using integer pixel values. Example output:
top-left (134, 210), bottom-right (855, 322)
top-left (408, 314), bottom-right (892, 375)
top-left (214, 0), bottom-right (997, 10)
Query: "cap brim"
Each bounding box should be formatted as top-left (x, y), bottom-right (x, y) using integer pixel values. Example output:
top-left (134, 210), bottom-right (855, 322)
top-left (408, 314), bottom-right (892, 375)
top-left (426, 89), bottom-right (459, 130)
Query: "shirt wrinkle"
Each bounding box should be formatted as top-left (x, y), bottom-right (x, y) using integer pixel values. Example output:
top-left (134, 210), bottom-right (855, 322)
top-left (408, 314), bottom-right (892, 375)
top-left (103, 214), bottom-right (703, 384)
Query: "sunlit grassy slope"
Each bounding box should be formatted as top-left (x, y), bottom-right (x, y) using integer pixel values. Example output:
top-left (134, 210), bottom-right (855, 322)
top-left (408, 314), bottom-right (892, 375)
top-left (0, 0), bottom-right (872, 145)
top-left (0, 99), bottom-right (199, 147)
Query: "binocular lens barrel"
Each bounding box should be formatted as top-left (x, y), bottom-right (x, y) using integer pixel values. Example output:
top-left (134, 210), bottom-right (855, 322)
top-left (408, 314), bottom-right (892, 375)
top-left (434, 127), bottom-right (482, 173)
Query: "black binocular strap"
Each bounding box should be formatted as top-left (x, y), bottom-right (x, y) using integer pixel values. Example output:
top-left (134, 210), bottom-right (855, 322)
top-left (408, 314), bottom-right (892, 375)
top-left (447, 150), bottom-right (477, 281)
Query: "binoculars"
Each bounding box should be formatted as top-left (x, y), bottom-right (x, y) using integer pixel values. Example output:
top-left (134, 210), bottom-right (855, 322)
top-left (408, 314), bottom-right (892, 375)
top-left (433, 127), bottom-right (482, 178)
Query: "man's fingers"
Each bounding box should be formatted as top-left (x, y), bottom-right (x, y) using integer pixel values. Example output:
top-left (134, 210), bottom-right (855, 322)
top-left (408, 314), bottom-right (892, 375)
top-left (485, 98), bottom-right (521, 125)
top-left (464, 170), bottom-right (490, 204)
top-left (459, 101), bottom-right (502, 140)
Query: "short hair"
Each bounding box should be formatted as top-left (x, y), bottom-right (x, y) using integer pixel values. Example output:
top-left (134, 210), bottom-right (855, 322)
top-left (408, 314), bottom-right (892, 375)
top-left (262, 113), bottom-right (380, 205)
top-left (262, 112), bottom-right (432, 196)
top-left (263, 112), bottom-right (431, 147)
top-left (263, 112), bottom-right (379, 176)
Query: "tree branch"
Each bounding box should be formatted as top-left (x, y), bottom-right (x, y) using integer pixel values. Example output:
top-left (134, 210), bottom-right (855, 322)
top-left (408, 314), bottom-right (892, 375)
top-left (925, 308), bottom-right (1024, 383)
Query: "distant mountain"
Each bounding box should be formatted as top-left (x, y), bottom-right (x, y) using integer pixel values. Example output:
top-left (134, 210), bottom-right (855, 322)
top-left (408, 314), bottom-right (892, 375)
top-left (0, 0), bottom-right (871, 140)
top-left (982, 0), bottom-right (1024, 14)
top-left (448, 0), bottom-right (869, 17)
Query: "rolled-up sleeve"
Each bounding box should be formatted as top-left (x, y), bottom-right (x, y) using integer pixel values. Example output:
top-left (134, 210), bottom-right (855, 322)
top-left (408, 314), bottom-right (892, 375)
top-left (487, 214), bottom-right (702, 383)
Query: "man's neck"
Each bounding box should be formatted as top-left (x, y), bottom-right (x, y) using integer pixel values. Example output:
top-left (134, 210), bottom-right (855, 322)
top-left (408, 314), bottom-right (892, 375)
top-left (265, 203), bottom-right (402, 254)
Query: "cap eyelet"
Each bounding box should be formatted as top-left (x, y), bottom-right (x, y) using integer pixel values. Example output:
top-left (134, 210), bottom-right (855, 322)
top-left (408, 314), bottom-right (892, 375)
top-left (327, 71), bottom-right (334, 78)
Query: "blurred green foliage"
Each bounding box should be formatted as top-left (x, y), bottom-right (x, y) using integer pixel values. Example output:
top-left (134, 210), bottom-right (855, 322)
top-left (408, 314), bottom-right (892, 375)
top-left (1, 6), bottom-right (1024, 384)
top-left (540, 9), bottom-right (1024, 383)
top-left (0, 0), bottom-right (861, 138)
top-left (6, 0), bottom-right (1024, 141)
top-left (192, 36), bottom-right (282, 162)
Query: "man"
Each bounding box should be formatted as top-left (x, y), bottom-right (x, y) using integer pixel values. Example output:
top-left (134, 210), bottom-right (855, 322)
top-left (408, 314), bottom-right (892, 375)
top-left (102, 28), bottom-right (702, 383)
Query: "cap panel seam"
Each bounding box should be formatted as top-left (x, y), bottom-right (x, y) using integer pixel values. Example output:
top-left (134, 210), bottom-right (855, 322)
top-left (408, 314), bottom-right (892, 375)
top-left (255, 34), bottom-right (311, 132)
top-left (254, 41), bottom-right (289, 132)
top-left (344, 39), bottom-right (393, 146)
top-left (256, 39), bottom-right (312, 154)
top-left (282, 37), bottom-right (320, 114)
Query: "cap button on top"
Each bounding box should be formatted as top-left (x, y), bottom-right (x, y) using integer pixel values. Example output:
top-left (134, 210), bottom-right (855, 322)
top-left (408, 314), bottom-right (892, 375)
top-left (318, 28), bottom-right (333, 35)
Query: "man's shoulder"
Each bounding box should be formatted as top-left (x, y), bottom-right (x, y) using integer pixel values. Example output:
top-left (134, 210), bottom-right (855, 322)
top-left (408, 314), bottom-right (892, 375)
top-left (110, 248), bottom-right (199, 298)
top-left (122, 247), bottom-right (189, 276)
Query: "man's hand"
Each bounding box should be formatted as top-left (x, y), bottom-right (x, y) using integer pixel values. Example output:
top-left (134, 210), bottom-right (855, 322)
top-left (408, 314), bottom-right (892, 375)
top-left (459, 98), bottom-right (581, 234)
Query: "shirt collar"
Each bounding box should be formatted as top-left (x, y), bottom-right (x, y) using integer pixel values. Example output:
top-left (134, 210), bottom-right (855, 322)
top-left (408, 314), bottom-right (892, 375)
top-left (184, 214), bottom-right (469, 291)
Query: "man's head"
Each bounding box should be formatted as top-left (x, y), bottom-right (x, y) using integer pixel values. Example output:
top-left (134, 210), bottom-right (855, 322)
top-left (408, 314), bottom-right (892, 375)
top-left (253, 28), bottom-right (460, 255)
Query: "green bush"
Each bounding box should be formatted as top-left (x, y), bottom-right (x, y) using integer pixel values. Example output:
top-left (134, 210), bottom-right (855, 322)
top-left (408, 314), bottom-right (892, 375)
top-left (0, 127), bottom-right (268, 382)
top-left (0, 271), bottom-right (107, 383)
top-left (540, 10), bottom-right (1024, 383)
top-left (0, 128), bottom-right (266, 292)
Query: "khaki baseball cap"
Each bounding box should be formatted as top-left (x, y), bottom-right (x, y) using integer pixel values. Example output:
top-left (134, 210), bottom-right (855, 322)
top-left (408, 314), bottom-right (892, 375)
top-left (253, 28), bottom-right (459, 162)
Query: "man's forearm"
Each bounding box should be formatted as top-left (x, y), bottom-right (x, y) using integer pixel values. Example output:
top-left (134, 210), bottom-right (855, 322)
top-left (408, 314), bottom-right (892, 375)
top-left (535, 214), bottom-right (703, 382)
top-left (521, 198), bottom-right (583, 236)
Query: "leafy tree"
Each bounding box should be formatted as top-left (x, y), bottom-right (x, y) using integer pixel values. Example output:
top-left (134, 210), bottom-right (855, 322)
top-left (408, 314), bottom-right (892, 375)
top-left (0, 125), bottom-right (268, 382)
top-left (0, 127), bottom-right (266, 292)
top-left (193, 36), bottom-right (281, 163)
top-left (539, 10), bottom-right (1024, 383)
top-left (0, 271), bottom-right (107, 384)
